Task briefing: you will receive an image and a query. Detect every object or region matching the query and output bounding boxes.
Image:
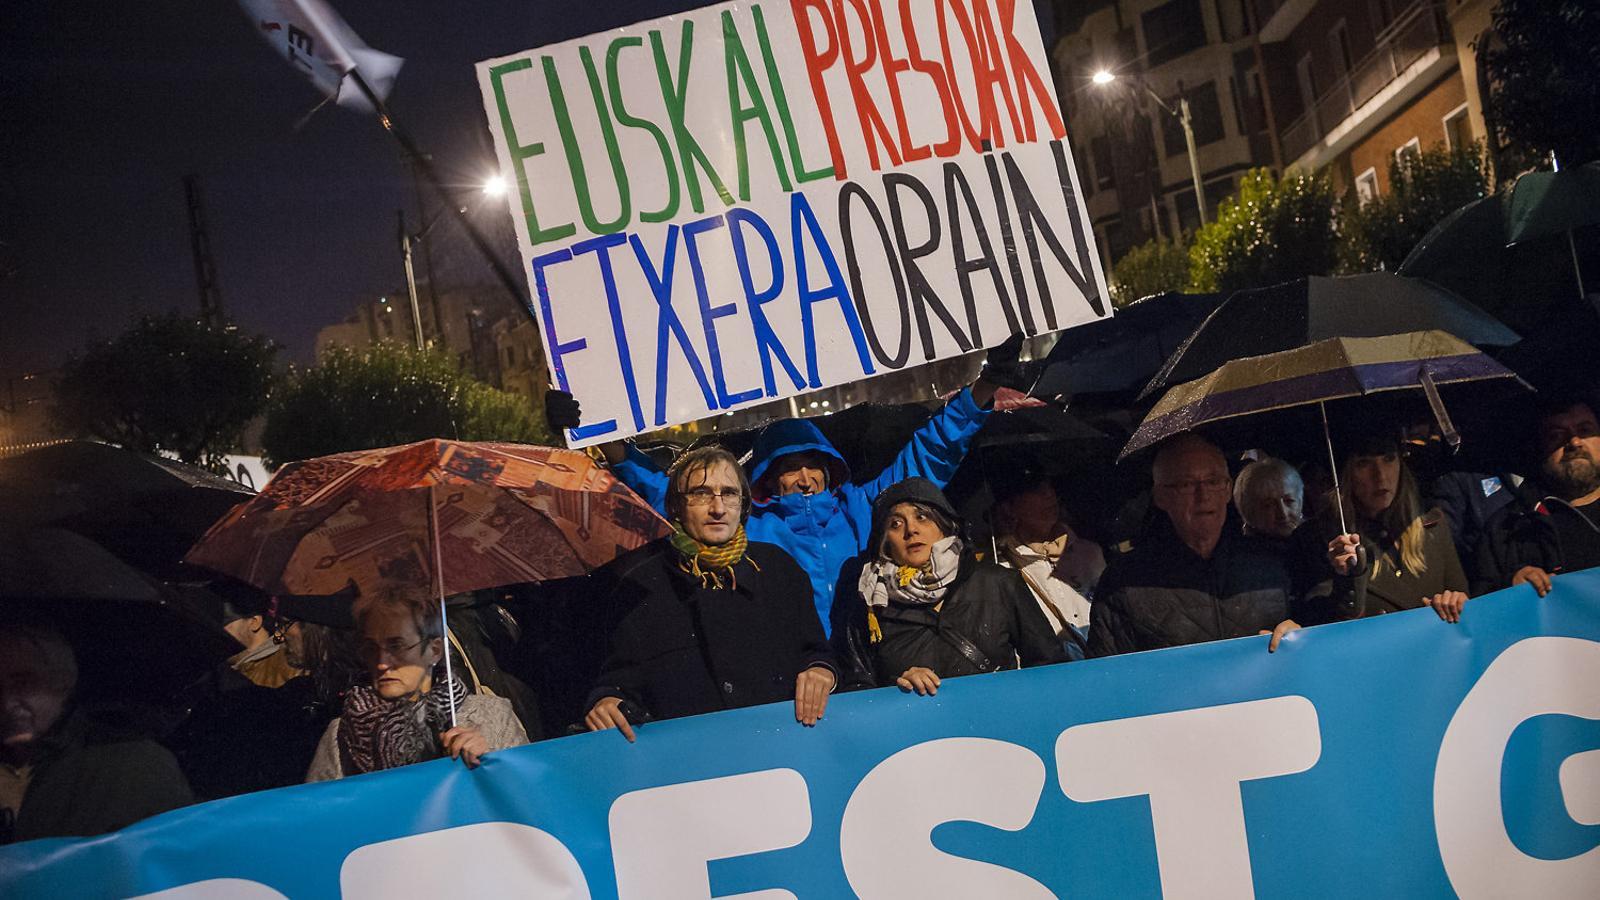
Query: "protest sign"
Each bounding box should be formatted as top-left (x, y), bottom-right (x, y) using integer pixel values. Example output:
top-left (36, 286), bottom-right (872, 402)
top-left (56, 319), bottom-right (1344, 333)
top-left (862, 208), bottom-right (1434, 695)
top-left (476, 1), bottom-right (1110, 446)
top-left (4, 575), bottom-right (1598, 898)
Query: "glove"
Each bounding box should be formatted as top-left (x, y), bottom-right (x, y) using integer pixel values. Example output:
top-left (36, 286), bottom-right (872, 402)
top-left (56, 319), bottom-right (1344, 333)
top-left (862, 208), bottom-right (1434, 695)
top-left (978, 332), bottom-right (1026, 387)
top-left (545, 389), bottom-right (582, 432)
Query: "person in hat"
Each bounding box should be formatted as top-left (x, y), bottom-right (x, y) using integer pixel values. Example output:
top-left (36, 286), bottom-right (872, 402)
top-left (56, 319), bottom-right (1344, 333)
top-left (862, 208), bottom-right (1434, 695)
top-left (583, 446), bottom-right (839, 741)
top-left (1316, 430), bottom-right (1470, 622)
top-left (834, 478), bottom-right (1067, 695)
top-left (548, 335), bottom-right (1029, 637)
top-left (305, 589), bottom-right (526, 781)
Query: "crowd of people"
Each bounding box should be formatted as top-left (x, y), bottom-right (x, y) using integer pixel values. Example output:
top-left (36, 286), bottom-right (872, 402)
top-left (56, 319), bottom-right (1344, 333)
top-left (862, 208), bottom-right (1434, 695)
top-left (6, 335), bottom-right (1599, 846)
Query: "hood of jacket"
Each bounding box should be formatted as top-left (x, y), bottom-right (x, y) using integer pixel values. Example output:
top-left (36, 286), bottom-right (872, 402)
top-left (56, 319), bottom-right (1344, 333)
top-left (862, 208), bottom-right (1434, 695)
top-left (748, 418), bottom-right (851, 503)
top-left (866, 477), bottom-right (964, 556)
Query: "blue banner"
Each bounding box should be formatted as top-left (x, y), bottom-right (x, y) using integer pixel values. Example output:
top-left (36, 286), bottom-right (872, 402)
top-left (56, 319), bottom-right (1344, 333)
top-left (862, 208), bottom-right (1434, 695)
top-left (4, 575), bottom-right (1599, 899)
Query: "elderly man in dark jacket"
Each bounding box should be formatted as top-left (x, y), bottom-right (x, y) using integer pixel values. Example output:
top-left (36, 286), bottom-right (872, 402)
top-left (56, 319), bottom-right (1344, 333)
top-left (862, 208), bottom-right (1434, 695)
top-left (2, 623), bottom-right (193, 844)
top-left (1475, 396), bottom-right (1600, 596)
top-left (583, 446), bottom-right (839, 741)
top-left (1088, 434), bottom-right (1315, 658)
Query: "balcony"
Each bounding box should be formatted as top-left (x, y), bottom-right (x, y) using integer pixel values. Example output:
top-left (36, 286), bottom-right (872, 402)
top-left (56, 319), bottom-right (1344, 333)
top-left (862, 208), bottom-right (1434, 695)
top-left (1280, 1), bottom-right (1454, 166)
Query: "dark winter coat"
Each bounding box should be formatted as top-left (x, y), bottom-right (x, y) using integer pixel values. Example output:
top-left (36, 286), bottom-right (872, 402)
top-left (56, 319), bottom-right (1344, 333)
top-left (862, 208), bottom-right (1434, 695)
top-left (1473, 488), bottom-right (1600, 594)
top-left (610, 390), bottom-right (991, 634)
top-left (3, 712), bottom-right (192, 845)
top-left (1087, 525), bottom-right (1325, 658)
top-left (835, 553), bottom-right (1068, 689)
top-left (1300, 509), bottom-right (1468, 618)
top-left (586, 538), bottom-right (837, 723)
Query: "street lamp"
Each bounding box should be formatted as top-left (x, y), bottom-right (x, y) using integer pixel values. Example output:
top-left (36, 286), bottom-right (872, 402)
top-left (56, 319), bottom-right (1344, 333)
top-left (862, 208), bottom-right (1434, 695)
top-left (482, 174), bottom-right (508, 197)
top-left (1093, 70), bottom-right (1208, 226)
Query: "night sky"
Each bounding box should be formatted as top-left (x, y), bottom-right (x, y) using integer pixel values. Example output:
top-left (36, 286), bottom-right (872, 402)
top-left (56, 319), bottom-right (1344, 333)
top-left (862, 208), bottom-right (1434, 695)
top-left (0, 0), bottom-right (728, 382)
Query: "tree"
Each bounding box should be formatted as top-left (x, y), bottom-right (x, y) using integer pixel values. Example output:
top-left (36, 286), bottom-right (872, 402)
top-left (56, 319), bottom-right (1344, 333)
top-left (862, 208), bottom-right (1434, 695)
top-left (1110, 237), bottom-right (1190, 307)
top-left (261, 342), bottom-right (548, 466)
top-left (1339, 142), bottom-right (1492, 273)
top-left (1187, 168), bottom-right (1338, 293)
top-left (1479, 0), bottom-right (1600, 168)
top-left (52, 314), bottom-right (277, 469)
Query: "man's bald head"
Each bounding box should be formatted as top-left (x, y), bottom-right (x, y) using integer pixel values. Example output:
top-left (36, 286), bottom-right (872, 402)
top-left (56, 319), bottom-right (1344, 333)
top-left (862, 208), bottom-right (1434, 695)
top-left (1152, 433), bottom-right (1227, 484)
top-left (1151, 434), bottom-right (1232, 559)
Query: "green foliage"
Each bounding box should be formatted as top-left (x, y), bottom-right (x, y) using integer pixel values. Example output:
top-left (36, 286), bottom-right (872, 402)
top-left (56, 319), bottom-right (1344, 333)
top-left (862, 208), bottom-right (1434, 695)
top-left (1339, 142), bottom-right (1492, 273)
top-left (1187, 168), bottom-right (1339, 293)
top-left (261, 342), bottom-right (548, 467)
top-left (1111, 237), bottom-right (1191, 307)
top-left (1480, 0), bottom-right (1600, 168)
top-left (52, 314), bottom-right (277, 470)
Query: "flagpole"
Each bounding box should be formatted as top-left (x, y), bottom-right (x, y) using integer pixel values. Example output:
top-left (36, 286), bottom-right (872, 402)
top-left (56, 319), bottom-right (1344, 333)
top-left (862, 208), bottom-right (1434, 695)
top-left (345, 70), bottom-right (532, 330)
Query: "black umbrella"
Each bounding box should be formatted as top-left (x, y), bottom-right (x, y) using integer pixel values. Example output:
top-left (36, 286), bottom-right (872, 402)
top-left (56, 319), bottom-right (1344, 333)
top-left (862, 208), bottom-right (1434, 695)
top-left (0, 526), bottom-right (239, 706)
top-left (0, 441), bottom-right (254, 577)
top-left (1031, 290), bottom-right (1225, 399)
top-left (1140, 273), bottom-right (1521, 400)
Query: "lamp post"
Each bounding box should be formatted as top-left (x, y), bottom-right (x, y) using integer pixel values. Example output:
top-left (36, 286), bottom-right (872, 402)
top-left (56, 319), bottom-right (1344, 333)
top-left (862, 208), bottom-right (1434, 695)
top-left (1094, 70), bottom-right (1208, 226)
top-left (396, 174), bottom-right (511, 351)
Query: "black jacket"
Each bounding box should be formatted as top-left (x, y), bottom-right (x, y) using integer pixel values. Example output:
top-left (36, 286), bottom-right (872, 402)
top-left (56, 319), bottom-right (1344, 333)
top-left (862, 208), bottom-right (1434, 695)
top-left (586, 538), bottom-right (836, 723)
top-left (1087, 525), bottom-right (1325, 658)
top-left (835, 553), bottom-right (1068, 689)
top-left (3, 712), bottom-right (193, 845)
top-left (1473, 487), bottom-right (1600, 594)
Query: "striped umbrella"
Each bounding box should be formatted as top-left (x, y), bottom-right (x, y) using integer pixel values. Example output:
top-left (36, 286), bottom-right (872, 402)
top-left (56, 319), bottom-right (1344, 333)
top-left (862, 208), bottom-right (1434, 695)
top-left (185, 440), bottom-right (670, 723)
top-left (1122, 331), bottom-right (1530, 533)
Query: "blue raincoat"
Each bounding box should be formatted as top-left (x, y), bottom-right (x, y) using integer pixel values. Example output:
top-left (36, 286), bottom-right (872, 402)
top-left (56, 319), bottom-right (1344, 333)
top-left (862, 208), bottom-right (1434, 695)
top-left (611, 389), bottom-right (991, 634)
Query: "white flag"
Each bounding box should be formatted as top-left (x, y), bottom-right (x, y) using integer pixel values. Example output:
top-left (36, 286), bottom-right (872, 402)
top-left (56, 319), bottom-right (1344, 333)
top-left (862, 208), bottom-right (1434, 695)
top-left (239, 0), bottom-right (403, 113)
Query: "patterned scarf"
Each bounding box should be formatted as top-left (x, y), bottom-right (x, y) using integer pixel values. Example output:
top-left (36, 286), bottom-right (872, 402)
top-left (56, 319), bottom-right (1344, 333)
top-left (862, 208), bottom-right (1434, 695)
top-left (858, 535), bottom-right (965, 611)
top-left (336, 675), bottom-right (467, 776)
top-left (670, 522), bottom-right (752, 589)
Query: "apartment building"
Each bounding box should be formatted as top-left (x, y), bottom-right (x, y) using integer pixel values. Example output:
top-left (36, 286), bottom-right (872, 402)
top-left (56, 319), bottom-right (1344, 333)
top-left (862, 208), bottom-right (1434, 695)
top-left (1053, 0), bottom-right (1491, 270)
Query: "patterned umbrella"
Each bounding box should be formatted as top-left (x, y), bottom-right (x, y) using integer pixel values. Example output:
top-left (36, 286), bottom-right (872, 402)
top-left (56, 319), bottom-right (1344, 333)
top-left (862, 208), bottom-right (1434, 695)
top-left (1122, 331), bottom-right (1529, 534)
top-left (185, 439), bottom-right (669, 599)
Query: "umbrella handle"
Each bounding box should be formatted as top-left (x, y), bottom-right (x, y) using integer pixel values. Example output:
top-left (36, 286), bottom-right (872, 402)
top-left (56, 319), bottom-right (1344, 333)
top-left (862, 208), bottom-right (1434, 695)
top-left (1419, 370), bottom-right (1460, 453)
top-left (429, 483), bottom-right (459, 729)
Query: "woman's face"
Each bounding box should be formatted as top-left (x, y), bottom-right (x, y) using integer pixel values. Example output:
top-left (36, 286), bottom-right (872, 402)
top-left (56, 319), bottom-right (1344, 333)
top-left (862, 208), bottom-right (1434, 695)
top-left (1349, 452), bottom-right (1401, 519)
top-left (358, 607), bottom-right (441, 700)
top-left (882, 502), bottom-right (948, 569)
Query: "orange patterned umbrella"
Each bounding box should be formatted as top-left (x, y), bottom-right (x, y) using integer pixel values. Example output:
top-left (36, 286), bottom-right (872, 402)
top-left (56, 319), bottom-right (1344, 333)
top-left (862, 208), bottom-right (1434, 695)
top-left (184, 439), bottom-right (670, 599)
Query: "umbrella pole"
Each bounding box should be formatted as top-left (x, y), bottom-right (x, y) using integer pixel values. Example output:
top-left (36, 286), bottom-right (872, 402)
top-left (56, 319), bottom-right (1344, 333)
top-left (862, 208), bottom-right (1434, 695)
top-left (1569, 230), bottom-right (1588, 300)
top-left (1320, 402), bottom-right (1349, 536)
top-left (428, 483), bottom-right (459, 728)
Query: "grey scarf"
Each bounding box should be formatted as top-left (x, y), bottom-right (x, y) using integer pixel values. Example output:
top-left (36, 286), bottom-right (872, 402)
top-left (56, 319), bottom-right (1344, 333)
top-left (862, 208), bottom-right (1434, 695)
top-left (858, 535), bottom-right (965, 609)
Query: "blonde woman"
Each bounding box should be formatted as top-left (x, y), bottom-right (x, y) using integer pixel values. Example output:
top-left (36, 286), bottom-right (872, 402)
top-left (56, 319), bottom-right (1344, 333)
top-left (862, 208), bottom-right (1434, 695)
top-left (1321, 433), bottom-right (1470, 623)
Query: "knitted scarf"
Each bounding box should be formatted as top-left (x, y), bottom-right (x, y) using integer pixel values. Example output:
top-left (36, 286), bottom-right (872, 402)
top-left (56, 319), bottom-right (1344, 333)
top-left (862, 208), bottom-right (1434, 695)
top-left (858, 535), bottom-right (965, 610)
top-left (670, 522), bottom-right (752, 589)
top-left (336, 675), bottom-right (467, 776)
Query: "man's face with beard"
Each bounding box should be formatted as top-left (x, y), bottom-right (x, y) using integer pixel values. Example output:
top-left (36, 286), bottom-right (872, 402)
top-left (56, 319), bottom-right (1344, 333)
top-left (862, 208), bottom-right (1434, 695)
top-left (1538, 404), bottom-right (1600, 500)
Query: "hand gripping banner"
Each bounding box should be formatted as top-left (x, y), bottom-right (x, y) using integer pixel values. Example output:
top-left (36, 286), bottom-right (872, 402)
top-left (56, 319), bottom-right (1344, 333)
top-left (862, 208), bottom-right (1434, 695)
top-left (4, 575), bottom-right (1599, 898)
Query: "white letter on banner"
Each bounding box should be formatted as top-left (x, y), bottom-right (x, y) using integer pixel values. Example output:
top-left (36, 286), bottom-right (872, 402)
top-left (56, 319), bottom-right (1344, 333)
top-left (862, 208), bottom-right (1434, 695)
top-left (609, 768), bottom-right (811, 900)
top-left (839, 737), bottom-right (1053, 899)
top-left (1435, 636), bottom-right (1600, 898)
top-left (1056, 696), bottom-right (1322, 900)
top-left (340, 822), bottom-right (590, 899)
top-left (130, 880), bottom-right (286, 899)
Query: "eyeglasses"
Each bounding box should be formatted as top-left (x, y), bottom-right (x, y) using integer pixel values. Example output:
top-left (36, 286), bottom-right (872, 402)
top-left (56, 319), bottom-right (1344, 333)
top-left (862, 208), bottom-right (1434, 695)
top-left (1157, 477), bottom-right (1230, 496)
top-left (682, 486), bottom-right (743, 507)
top-left (357, 637), bottom-right (427, 665)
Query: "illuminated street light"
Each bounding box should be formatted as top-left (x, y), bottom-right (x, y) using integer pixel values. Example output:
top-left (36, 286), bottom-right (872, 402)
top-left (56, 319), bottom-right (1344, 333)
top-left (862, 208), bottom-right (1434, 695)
top-left (1092, 70), bottom-right (1115, 85)
top-left (482, 175), bottom-right (508, 197)
top-left (1092, 70), bottom-right (1208, 225)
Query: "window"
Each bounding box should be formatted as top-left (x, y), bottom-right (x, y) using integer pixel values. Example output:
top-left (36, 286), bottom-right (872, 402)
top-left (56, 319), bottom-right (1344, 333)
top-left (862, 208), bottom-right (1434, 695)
top-left (1395, 137), bottom-right (1421, 164)
top-left (1162, 81), bottom-right (1226, 156)
top-left (1329, 20), bottom-right (1354, 76)
top-left (505, 346), bottom-right (517, 368)
top-left (1090, 136), bottom-right (1117, 191)
top-left (1442, 104), bottom-right (1471, 150)
top-left (1355, 168), bottom-right (1379, 206)
top-left (1141, 0), bottom-right (1206, 67)
top-left (1296, 54), bottom-right (1317, 121)
top-left (1367, 0), bottom-right (1395, 32)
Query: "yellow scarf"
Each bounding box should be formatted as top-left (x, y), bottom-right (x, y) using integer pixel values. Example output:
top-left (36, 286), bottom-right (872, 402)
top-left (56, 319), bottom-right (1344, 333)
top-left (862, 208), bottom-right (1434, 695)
top-left (670, 523), bottom-right (754, 589)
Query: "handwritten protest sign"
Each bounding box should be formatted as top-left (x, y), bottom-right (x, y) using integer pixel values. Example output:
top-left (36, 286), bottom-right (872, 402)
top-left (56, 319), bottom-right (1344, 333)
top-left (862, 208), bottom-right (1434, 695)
top-left (477, 1), bottom-right (1109, 446)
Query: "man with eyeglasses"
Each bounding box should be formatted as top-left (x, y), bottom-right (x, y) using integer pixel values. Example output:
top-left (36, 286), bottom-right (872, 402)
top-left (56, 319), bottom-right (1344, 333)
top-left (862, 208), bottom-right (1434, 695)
top-left (582, 446), bottom-right (839, 741)
top-left (1475, 394), bottom-right (1600, 595)
top-left (1087, 434), bottom-right (1310, 658)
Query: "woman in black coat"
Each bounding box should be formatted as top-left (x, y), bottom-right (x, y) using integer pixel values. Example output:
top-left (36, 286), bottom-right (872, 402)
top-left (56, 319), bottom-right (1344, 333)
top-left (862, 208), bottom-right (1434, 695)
top-left (836, 478), bottom-right (1068, 694)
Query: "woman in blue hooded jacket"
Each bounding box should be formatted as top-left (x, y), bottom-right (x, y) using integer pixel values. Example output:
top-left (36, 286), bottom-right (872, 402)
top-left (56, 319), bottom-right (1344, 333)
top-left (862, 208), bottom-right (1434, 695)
top-left (549, 335), bottom-right (1023, 634)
